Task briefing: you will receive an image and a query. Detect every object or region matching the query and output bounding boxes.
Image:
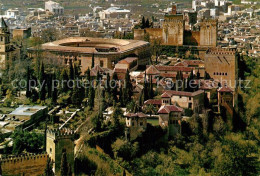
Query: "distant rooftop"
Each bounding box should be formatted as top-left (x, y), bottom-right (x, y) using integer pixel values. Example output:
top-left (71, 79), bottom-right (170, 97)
top-left (9, 105), bottom-right (47, 116)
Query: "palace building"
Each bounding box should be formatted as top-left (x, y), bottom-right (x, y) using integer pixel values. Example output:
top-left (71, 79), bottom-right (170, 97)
top-left (28, 37), bottom-right (150, 74)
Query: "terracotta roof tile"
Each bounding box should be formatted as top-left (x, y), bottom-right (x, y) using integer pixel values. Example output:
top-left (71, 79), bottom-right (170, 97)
top-left (218, 86), bottom-right (233, 92)
top-left (158, 105), bottom-right (183, 114)
top-left (161, 90), bottom-right (204, 97)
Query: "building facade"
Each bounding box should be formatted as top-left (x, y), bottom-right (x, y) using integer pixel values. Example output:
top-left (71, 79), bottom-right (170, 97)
top-left (204, 48), bottom-right (238, 89)
top-left (28, 37), bottom-right (150, 74)
top-left (46, 129), bottom-right (75, 175)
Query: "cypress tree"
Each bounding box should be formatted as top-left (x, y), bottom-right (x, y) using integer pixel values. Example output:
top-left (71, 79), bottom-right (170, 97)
top-left (26, 66), bottom-right (31, 98)
top-left (60, 151), bottom-right (68, 176)
top-left (143, 72), bottom-right (149, 101)
top-left (52, 74), bottom-right (58, 104)
top-left (145, 18), bottom-right (150, 28)
top-left (44, 157), bottom-right (54, 176)
top-left (141, 16), bottom-right (146, 29)
top-left (47, 74), bottom-right (52, 98)
top-left (124, 69), bottom-right (133, 103)
top-left (72, 85), bottom-right (81, 106)
top-left (61, 69), bottom-right (69, 92)
top-left (85, 68), bottom-right (90, 98)
top-left (88, 81), bottom-right (95, 110)
top-left (197, 71), bottom-right (200, 79)
top-left (119, 86), bottom-right (124, 106)
top-left (69, 61), bottom-right (74, 80)
top-left (39, 62), bottom-right (46, 101)
top-left (74, 63), bottom-right (80, 79)
top-left (96, 71), bottom-right (101, 85)
top-left (148, 75), bottom-right (154, 99)
top-left (106, 73), bottom-right (111, 93)
top-left (91, 53), bottom-right (95, 68)
top-left (111, 73), bottom-right (118, 102)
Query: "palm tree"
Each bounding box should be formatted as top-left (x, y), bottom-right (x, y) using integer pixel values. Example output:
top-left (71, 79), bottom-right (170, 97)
top-left (145, 104), bottom-right (157, 117)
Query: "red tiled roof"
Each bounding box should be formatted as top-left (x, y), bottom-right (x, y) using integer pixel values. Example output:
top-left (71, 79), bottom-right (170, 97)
top-left (158, 105), bottom-right (183, 114)
top-left (155, 65), bottom-right (193, 72)
top-left (161, 91), bottom-right (172, 98)
top-left (159, 73), bottom-right (177, 78)
top-left (118, 57), bottom-right (138, 64)
top-left (161, 90), bottom-right (204, 97)
top-left (174, 62), bottom-right (188, 67)
top-left (146, 65), bottom-right (160, 75)
top-left (114, 68), bottom-right (128, 73)
top-left (144, 99), bottom-right (162, 105)
top-left (218, 86), bottom-right (233, 92)
top-left (125, 112), bottom-right (147, 118)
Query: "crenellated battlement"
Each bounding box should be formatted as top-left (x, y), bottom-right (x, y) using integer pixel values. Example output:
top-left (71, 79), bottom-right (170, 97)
top-left (0, 153), bottom-right (48, 164)
top-left (47, 128), bottom-right (75, 140)
top-left (207, 48), bottom-right (237, 55)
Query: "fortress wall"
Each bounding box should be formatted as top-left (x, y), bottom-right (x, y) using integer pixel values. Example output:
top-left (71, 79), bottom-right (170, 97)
top-left (134, 29), bottom-right (145, 40)
top-left (0, 154), bottom-right (48, 176)
top-left (145, 28), bottom-right (163, 43)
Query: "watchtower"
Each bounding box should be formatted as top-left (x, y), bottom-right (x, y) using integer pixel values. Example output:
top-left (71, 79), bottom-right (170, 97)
top-left (46, 128), bottom-right (75, 175)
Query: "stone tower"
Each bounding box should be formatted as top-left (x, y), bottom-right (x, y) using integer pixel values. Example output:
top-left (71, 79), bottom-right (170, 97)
top-left (46, 129), bottom-right (75, 175)
top-left (199, 19), bottom-right (217, 47)
top-left (204, 48), bottom-right (238, 89)
top-left (163, 14), bottom-right (184, 46)
top-left (0, 17), bottom-right (12, 69)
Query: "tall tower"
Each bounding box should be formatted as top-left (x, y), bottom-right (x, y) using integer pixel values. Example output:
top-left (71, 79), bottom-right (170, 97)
top-left (199, 19), bottom-right (218, 47)
top-left (0, 17), bottom-right (11, 69)
top-left (163, 14), bottom-right (184, 46)
top-left (46, 129), bottom-right (75, 175)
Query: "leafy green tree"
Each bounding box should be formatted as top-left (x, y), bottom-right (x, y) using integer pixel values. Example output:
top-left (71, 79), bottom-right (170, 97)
top-left (144, 104), bottom-right (157, 117)
top-left (126, 101), bottom-right (136, 113)
top-left (213, 133), bottom-right (258, 176)
top-left (111, 104), bottom-right (123, 129)
top-left (12, 130), bottom-right (44, 155)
